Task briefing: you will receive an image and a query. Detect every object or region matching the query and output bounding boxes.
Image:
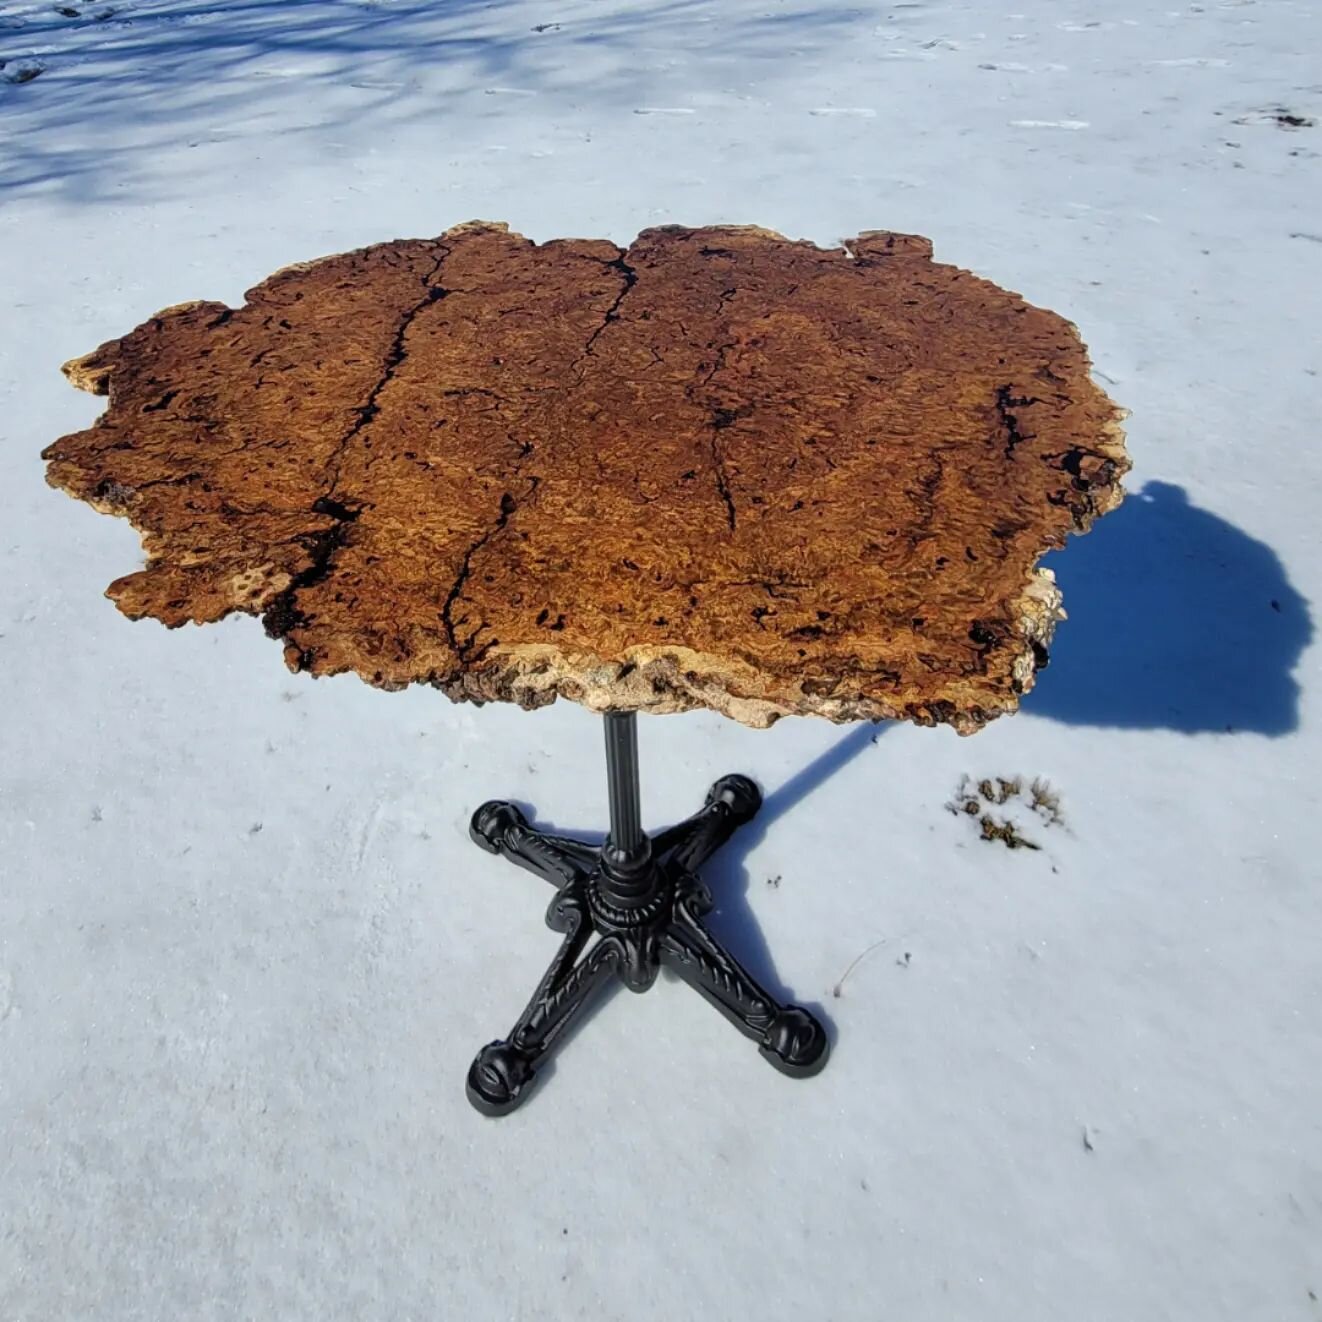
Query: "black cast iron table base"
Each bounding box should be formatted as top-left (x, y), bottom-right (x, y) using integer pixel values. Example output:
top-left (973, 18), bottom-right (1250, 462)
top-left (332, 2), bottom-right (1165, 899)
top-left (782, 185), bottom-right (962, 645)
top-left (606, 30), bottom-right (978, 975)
top-left (466, 715), bottom-right (830, 1116)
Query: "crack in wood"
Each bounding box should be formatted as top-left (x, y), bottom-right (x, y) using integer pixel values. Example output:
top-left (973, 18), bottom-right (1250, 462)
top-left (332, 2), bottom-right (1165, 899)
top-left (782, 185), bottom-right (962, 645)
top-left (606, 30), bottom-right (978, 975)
top-left (45, 222), bottom-right (1128, 732)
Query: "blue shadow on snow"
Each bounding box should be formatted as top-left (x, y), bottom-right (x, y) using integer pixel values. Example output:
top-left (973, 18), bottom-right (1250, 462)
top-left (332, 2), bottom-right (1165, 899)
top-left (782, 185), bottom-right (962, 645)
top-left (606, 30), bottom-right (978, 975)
top-left (1024, 480), bottom-right (1312, 736)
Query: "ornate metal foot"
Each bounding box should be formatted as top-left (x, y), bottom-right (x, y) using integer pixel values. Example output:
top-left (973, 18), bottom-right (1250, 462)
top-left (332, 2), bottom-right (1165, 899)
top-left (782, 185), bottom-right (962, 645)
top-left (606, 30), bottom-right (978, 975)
top-left (467, 932), bottom-right (621, 1116)
top-left (465, 769), bottom-right (829, 1116)
top-left (659, 871), bottom-right (829, 1078)
top-left (470, 800), bottom-right (587, 885)
top-left (660, 773), bottom-right (763, 870)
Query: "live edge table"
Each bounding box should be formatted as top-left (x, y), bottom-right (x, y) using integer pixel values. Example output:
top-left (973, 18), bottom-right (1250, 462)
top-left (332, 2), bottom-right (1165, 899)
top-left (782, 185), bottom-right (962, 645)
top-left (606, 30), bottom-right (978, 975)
top-left (44, 222), bottom-right (1128, 1115)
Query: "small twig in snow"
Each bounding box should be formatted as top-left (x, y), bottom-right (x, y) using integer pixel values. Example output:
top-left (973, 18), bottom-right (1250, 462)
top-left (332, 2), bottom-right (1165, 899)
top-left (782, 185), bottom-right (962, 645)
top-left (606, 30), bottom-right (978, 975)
top-left (832, 939), bottom-right (887, 997)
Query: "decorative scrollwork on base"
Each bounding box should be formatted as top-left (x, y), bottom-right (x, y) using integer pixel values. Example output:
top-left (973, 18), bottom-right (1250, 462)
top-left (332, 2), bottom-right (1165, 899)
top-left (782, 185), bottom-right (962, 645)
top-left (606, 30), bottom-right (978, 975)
top-left (465, 775), bottom-right (829, 1116)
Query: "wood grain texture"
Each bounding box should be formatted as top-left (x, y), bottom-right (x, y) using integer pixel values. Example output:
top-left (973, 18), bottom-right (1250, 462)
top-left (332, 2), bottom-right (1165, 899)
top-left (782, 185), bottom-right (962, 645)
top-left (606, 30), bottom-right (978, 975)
top-left (45, 221), bottom-right (1128, 731)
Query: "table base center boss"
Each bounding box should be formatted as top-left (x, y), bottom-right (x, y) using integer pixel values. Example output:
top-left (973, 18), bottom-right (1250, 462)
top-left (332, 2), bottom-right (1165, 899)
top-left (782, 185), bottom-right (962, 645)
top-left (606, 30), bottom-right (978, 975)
top-left (466, 710), bottom-right (828, 1115)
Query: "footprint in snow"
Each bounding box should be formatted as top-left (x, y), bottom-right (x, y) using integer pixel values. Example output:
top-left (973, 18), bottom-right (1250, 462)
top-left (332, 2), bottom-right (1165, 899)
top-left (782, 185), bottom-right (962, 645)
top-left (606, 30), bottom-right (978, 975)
top-left (980, 61), bottom-right (1070, 73)
top-left (1233, 106), bottom-right (1315, 129)
top-left (1, 57), bottom-right (45, 84)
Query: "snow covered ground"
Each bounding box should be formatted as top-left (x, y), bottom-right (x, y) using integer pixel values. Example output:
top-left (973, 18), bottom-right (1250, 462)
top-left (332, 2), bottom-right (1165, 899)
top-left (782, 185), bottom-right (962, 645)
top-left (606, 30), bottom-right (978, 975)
top-left (3, 0), bottom-right (1321, 1317)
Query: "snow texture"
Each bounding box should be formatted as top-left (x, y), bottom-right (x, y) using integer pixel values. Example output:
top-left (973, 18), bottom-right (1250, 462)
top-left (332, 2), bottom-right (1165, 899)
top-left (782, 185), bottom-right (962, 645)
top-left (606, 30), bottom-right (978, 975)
top-left (2, 1), bottom-right (1320, 1319)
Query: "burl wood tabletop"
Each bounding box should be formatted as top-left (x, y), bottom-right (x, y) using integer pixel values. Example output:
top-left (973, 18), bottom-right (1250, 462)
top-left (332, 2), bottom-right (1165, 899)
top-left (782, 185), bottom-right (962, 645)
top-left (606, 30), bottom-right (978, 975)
top-left (44, 222), bottom-right (1127, 732)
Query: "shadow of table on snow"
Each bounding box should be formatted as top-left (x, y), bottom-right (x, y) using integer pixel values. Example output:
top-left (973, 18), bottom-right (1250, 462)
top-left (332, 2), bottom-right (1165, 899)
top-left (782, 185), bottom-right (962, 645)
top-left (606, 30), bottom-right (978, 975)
top-left (1024, 480), bottom-right (1313, 736)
